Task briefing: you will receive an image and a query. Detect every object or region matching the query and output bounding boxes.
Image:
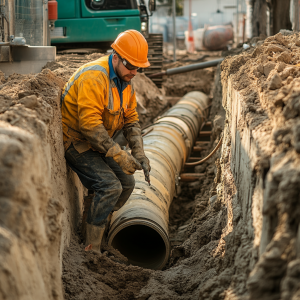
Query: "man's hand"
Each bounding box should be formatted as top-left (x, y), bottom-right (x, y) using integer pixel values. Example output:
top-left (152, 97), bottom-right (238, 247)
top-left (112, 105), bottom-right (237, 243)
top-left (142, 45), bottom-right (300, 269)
top-left (106, 144), bottom-right (142, 175)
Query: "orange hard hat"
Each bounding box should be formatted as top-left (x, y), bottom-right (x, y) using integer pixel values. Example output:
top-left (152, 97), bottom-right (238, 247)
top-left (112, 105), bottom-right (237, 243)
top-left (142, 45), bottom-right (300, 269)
top-left (111, 30), bottom-right (150, 68)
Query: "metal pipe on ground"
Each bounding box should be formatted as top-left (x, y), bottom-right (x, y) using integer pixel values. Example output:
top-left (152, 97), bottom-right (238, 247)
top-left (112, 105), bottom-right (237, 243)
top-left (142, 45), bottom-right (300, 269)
top-left (108, 91), bottom-right (210, 270)
top-left (148, 58), bottom-right (224, 78)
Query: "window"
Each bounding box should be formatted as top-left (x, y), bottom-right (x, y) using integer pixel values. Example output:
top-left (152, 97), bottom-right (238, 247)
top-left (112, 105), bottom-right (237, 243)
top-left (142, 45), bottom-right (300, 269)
top-left (85, 0), bottom-right (138, 11)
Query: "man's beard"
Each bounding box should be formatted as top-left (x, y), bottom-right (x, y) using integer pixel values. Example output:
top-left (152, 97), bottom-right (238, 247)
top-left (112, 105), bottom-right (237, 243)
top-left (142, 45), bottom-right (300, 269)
top-left (116, 62), bottom-right (135, 82)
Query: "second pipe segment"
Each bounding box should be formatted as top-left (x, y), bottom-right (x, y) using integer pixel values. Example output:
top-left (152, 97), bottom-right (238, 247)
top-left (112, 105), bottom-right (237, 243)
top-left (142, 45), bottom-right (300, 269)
top-left (148, 58), bottom-right (224, 78)
top-left (108, 91), bottom-right (210, 270)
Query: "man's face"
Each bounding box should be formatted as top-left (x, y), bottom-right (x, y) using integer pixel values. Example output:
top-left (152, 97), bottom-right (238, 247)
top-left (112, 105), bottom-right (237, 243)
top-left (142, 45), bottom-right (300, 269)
top-left (113, 54), bottom-right (138, 82)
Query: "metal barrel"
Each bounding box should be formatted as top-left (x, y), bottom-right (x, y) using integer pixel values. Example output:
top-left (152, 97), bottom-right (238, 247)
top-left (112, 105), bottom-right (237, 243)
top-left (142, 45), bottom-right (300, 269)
top-left (108, 91), bottom-right (210, 270)
top-left (203, 25), bottom-right (234, 51)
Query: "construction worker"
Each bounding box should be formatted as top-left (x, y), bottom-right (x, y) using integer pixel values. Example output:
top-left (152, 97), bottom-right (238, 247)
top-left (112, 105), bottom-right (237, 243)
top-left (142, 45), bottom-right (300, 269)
top-left (61, 30), bottom-right (151, 253)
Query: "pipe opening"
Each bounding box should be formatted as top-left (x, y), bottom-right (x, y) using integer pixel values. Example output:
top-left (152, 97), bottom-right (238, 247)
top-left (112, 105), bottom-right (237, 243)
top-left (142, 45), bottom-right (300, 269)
top-left (110, 224), bottom-right (168, 270)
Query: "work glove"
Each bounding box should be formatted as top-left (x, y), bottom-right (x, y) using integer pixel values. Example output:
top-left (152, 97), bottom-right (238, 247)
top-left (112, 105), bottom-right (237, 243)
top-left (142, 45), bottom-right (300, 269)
top-left (106, 143), bottom-right (142, 175)
top-left (123, 122), bottom-right (151, 184)
top-left (134, 154), bottom-right (151, 185)
top-left (81, 124), bottom-right (115, 153)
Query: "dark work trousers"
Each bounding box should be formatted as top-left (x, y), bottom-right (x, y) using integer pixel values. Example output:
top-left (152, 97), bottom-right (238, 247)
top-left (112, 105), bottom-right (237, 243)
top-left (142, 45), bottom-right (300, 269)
top-left (65, 144), bottom-right (135, 227)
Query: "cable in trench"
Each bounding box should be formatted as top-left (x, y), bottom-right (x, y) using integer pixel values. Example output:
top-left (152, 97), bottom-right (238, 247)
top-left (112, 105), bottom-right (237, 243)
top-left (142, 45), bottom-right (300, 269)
top-left (185, 132), bottom-right (223, 166)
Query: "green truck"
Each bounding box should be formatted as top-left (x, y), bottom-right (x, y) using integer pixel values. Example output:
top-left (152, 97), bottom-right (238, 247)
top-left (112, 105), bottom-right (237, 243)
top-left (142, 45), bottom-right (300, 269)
top-left (51, 0), bottom-right (162, 86)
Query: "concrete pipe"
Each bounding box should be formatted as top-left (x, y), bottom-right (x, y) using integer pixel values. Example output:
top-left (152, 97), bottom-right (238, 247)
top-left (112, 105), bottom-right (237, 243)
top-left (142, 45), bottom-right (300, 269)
top-left (108, 91), bottom-right (210, 270)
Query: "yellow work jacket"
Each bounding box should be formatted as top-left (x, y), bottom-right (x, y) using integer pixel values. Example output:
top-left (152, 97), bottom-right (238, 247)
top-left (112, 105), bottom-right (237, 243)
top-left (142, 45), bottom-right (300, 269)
top-left (61, 55), bottom-right (139, 152)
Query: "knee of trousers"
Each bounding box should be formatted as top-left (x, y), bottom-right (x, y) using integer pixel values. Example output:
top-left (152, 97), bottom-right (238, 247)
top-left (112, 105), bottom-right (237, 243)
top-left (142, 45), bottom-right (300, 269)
top-left (93, 179), bottom-right (123, 198)
top-left (122, 175), bottom-right (135, 191)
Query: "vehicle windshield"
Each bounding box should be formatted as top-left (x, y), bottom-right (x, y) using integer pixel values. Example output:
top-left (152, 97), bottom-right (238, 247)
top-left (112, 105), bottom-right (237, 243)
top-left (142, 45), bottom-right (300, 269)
top-left (86, 0), bottom-right (138, 10)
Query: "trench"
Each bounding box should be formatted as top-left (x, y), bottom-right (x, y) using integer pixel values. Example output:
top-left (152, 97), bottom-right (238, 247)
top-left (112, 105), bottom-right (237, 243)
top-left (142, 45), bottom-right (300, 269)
top-left (61, 57), bottom-right (223, 299)
top-left (62, 115), bottom-right (221, 300)
top-left (0, 50), bottom-right (224, 300)
top-left (6, 33), bottom-right (300, 300)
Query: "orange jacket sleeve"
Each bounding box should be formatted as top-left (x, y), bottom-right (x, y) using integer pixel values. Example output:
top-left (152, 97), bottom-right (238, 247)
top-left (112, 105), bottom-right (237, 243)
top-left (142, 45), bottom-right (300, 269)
top-left (77, 74), bottom-right (106, 131)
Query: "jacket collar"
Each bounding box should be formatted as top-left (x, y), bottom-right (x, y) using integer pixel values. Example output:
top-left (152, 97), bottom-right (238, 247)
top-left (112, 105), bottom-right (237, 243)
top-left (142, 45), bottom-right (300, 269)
top-left (108, 54), bottom-right (129, 87)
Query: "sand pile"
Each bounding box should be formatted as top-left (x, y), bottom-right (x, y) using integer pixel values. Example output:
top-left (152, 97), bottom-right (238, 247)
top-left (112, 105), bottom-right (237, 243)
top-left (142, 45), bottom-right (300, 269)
top-left (132, 73), bottom-right (167, 127)
top-left (163, 67), bottom-right (215, 97)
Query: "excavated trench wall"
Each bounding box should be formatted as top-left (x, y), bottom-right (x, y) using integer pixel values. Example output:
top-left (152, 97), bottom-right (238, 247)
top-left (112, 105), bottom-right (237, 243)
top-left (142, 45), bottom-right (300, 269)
top-left (0, 70), bottom-right (85, 300)
top-left (218, 32), bottom-right (300, 299)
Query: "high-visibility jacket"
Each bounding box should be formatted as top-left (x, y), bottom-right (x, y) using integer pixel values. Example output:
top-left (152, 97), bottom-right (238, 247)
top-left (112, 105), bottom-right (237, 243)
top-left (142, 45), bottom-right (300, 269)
top-left (61, 55), bottom-right (139, 152)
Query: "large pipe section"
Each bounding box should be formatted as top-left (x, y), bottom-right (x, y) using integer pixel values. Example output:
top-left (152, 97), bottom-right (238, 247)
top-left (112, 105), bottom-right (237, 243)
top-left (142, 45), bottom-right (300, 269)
top-left (108, 91), bottom-right (210, 270)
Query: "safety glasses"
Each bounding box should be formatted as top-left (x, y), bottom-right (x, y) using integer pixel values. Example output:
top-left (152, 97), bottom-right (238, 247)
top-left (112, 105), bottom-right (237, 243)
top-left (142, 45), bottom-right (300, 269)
top-left (116, 53), bottom-right (140, 71)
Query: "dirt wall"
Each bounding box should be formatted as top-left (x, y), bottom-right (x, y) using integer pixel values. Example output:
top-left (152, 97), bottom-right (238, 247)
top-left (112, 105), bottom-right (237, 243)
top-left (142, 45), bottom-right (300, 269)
top-left (0, 69), bottom-right (85, 300)
top-left (216, 32), bottom-right (300, 299)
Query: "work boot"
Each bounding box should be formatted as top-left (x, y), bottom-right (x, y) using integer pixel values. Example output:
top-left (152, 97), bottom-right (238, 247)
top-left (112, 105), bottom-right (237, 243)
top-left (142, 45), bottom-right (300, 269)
top-left (102, 212), bottom-right (113, 244)
top-left (84, 223), bottom-right (105, 254)
top-left (81, 193), bottom-right (94, 242)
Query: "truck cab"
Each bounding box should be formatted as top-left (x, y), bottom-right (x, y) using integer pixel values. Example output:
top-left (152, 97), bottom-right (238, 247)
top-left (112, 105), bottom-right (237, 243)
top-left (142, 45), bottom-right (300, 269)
top-left (51, 0), bottom-right (155, 48)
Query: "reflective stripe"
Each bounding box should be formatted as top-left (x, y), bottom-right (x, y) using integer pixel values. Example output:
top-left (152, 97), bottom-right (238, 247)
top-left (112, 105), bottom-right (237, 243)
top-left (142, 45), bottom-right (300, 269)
top-left (129, 82), bottom-right (135, 98)
top-left (110, 80), bottom-right (117, 88)
top-left (61, 64), bottom-right (108, 105)
top-left (108, 80), bottom-right (114, 110)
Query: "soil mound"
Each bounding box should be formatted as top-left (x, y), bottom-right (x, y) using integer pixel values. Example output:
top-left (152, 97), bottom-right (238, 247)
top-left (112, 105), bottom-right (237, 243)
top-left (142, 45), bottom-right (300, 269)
top-left (132, 73), bottom-right (167, 127)
top-left (63, 236), bottom-right (152, 300)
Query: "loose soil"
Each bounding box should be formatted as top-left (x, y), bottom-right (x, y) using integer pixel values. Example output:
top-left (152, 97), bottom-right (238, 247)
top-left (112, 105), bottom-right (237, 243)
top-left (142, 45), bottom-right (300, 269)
top-left (63, 236), bottom-right (153, 300)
